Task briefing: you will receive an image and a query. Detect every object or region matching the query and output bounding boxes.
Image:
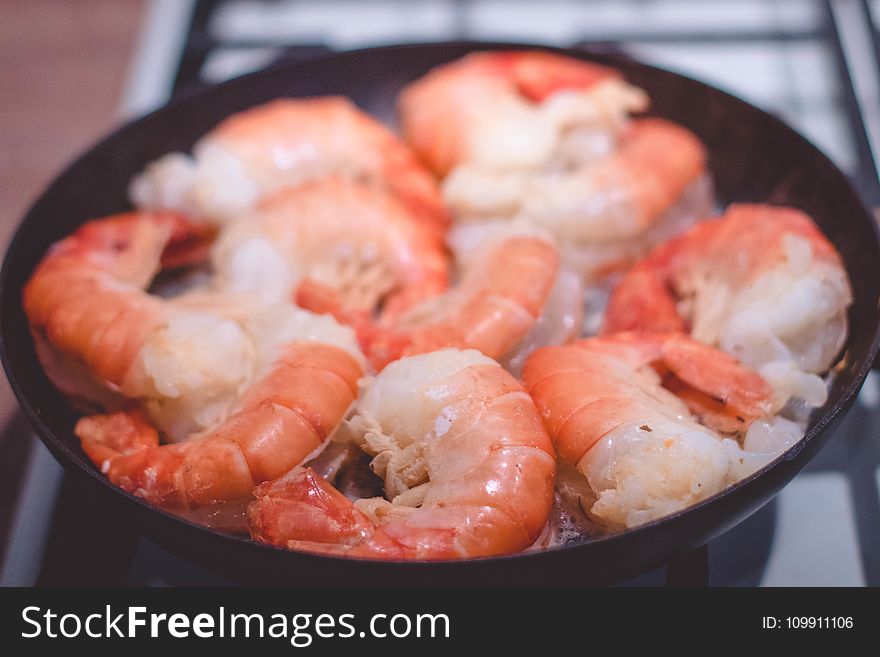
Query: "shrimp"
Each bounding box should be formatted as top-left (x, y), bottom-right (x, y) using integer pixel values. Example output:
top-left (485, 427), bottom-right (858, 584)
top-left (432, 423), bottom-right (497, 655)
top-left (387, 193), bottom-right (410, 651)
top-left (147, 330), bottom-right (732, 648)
top-left (443, 119), bottom-right (707, 240)
top-left (400, 51), bottom-right (649, 176)
top-left (25, 208), bottom-right (370, 511)
top-left (23, 211), bottom-right (213, 408)
top-left (447, 221), bottom-right (583, 376)
top-left (602, 204), bottom-right (853, 406)
top-left (211, 177), bottom-right (448, 322)
top-left (76, 316), bottom-right (363, 509)
top-left (443, 119), bottom-right (710, 279)
top-left (130, 97), bottom-right (449, 234)
top-left (357, 234), bottom-right (560, 371)
top-left (523, 333), bottom-right (798, 529)
top-left (248, 349), bottom-right (556, 559)
top-left (399, 52), bottom-right (709, 278)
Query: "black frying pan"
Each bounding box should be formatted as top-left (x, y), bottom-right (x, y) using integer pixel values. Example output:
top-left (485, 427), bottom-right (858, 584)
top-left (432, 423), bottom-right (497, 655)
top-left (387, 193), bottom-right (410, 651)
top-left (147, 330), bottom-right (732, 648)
top-left (2, 43), bottom-right (879, 586)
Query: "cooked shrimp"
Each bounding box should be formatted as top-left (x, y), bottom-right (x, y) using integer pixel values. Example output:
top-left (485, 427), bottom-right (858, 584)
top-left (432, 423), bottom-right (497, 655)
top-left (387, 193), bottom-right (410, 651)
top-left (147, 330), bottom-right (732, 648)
top-left (523, 333), bottom-right (795, 529)
top-left (76, 313), bottom-right (364, 509)
top-left (400, 51), bottom-right (649, 176)
top-left (447, 221), bottom-right (582, 376)
top-left (602, 204), bottom-right (853, 406)
top-left (130, 97), bottom-right (449, 234)
top-left (360, 234), bottom-right (559, 370)
top-left (23, 211), bottom-right (213, 408)
top-left (400, 52), bottom-right (709, 278)
top-left (248, 349), bottom-right (556, 559)
top-left (443, 119), bottom-right (706, 239)
top-left (443, 119), bottom-right (709, 278)
top-left (23, 210), bottom-right (364, 447)
top-left (211, 177), bottom-right (448, 322)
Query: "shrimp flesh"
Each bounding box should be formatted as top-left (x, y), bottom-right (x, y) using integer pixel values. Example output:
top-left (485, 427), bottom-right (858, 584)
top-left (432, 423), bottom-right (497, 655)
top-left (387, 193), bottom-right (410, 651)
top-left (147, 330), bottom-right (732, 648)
top-left (523, 333), bottom-right (798, 529)
top-left (211, 177), bottom-right (448, 322)
top-left (130, 97), bottom-right (449, 234)
top-left (602, 204), bottom-right (853, 406)
top-left (248, 349), bottom-right (556, 559)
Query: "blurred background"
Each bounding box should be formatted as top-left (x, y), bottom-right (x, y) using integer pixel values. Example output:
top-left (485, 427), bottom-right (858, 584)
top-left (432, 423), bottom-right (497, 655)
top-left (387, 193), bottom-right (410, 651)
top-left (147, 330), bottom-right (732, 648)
top-left (1, 0), bottom-right (879, 586)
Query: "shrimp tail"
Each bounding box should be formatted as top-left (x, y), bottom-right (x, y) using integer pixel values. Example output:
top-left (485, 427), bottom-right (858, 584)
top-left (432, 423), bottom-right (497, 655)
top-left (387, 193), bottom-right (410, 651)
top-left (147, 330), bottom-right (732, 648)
top-left (76, 407), bottom-right (159, 468)
top-left (159, 219), bottom-right (217, 269)
top-left (249, 467), bottom-right (416, 558)
top-left (249, 467), bottom-right (374, 546)
top-left (502, 50), bottom-right (621, 101)
top-left (660, 334), bottom-right (775, 432)
top-left (603, 267), bottom-right (685, 334)
top-left (359, 329), bottom-right (427, 372)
